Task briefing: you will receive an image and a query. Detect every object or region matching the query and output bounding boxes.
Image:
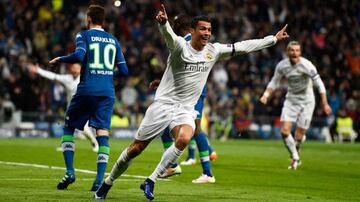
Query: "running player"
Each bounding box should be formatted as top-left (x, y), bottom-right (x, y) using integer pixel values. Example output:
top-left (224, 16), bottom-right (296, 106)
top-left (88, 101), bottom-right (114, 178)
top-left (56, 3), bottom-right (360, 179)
top-left (260, 41), bottom-right (332, 169)
top-left (151, 14), bottom-right (217, 183)
top-left (95, 4), bottom-right (288, 200)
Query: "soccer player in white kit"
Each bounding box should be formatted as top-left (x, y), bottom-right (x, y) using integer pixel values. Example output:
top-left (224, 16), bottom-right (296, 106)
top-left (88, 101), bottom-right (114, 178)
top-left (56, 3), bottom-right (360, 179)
top-left (260, 41), bottom-right (332, 169)
top-left (94, 4), bottom-right (289, 200)
top-left (28, 63), bottom-right (99, 152)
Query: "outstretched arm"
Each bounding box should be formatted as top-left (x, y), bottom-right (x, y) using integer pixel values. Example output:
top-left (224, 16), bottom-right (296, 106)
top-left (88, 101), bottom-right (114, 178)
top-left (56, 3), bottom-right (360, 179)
top-left (216, 25), bottom-right (289, 59)
top-left (49, 33), bottom-right (87, 65)
top-left (28, 63), bottom-right (70, 84)
top-left (235, 24), bottom-right (289, 53)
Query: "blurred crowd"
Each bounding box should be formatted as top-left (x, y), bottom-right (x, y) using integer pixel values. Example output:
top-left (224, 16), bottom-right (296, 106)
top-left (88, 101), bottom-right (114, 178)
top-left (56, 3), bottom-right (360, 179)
top-left (0, 0), bottom-right (359, 141)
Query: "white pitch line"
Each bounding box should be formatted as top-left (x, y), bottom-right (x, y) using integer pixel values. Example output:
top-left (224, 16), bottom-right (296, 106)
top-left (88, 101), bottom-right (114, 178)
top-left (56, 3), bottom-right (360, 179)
top-left (0, 161), bottom-right (170, 181)
top-left (0, 178), bottom-right (142, 181)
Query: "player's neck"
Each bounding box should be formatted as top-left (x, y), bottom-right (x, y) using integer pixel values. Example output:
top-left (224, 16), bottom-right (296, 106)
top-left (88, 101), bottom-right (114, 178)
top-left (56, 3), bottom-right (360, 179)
top-left (89, 24), bottom-right (103, 30)
top-left (190, 40), bottom-right (205, 51)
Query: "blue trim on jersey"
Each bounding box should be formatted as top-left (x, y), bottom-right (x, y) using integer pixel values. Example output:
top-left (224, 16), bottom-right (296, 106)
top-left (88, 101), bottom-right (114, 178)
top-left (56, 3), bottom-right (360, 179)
top-left (184, 33), bottom-right (191, 41)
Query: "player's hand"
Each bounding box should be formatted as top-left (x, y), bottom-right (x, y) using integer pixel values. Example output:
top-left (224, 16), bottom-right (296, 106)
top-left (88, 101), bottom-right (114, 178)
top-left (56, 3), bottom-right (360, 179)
top-left (49, 57), bottom-right (60, 65)
top-left (156, 4), bottom-right (168, 25)
top-left (323, 103), bottom-right (332, 116)
top-left (149, 79), bottom-right (161, 90)
top-left (275, 24), bottom-right (289, 41)
top-left (259, 95), bottom-right (268, 105)
top-left (27, 63), bottom-right (39, 74)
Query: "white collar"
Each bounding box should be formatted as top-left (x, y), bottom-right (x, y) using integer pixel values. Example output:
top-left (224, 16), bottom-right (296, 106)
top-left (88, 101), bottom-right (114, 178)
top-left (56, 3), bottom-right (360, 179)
top-left (90, 27), bottom-right (104, 31)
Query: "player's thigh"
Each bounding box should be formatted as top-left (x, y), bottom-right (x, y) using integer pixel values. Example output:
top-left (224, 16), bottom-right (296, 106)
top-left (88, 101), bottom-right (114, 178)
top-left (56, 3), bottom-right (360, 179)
top-left (89, 96), bottom-right (115, 130)
top-left (135, 102), bottom-right (173, 141)
top-left (65, 95), bottom-right (95, 130)
top-left (297, 102), bottom-right (315, 130)
top-left (169, 106), bottom-right (196, 139)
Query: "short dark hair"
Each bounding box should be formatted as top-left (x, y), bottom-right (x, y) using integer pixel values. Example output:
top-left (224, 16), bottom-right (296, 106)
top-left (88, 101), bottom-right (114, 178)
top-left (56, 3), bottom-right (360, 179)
top-left (190, 15), bottom-right (211, 28)
top-left (173, 14), bottom-right (191, 36)
top-left (87, 5), bottom-right (105, 25)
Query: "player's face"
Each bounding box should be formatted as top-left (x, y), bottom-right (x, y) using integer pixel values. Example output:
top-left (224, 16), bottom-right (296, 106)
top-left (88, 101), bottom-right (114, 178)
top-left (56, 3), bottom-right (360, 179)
top-left (287, 44), bottom-right (301, 64)
top-left (191, 21), bottom-right (212, 47)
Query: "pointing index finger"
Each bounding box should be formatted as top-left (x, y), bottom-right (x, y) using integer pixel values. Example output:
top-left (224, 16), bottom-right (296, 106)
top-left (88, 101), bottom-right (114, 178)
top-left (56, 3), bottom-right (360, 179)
top-left (160, 4), bottom-right (166, 13)
top-left (281, 24), bottom-right (288, 31)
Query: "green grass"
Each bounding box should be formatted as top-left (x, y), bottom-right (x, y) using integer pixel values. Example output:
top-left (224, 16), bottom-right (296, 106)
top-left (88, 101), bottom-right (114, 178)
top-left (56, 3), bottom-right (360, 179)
top-left (0, 138), bottom-right (359, 201)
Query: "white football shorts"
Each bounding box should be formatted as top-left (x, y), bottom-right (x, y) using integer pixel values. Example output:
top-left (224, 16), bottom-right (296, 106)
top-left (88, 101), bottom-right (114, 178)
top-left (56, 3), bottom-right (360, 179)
top-left (280, 99), bottom-right (315, 129)
top-left (135, 101), bottom-right (197, 141)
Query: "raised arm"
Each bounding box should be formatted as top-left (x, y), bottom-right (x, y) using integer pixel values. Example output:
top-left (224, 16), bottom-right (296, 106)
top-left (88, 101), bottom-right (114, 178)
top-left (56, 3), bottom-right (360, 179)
top-left (156, 4), bottom-right (182, 51)
top-left (49, 32), bottom-right (87, 64)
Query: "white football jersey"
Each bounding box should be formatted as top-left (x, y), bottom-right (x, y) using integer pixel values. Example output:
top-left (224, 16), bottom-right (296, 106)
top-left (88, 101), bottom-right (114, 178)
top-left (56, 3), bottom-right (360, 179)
top-left (156, 22), bottom-right (277, 107)
top-left (37, 68), bottom-right (79, 104)
top-left (267, 57), bottom-right (326, 103)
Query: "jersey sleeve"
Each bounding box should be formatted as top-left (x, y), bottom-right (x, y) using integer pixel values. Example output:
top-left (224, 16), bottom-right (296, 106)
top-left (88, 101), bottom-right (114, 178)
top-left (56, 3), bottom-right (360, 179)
top-left (213, 35), bottom-right (277, 60)
top-left (234, 35), bottom-right (277, 54)
top-left (37, 67), bottom-right (72, 84)
top-left (59, 32), bottom-right (87, 63)
top-left (267, 63), bottom-right (283, 90)
top-left (158, 21), bottom-right (184, 52)
top-left (114, 40), bottom-right (128, 76)
top-left (306, 60), bottom-right (326, 93)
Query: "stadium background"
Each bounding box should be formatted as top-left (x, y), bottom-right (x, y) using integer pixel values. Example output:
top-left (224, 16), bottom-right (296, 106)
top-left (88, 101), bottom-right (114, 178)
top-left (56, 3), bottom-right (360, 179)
top-left (0, 0), bottom-right (359, 142)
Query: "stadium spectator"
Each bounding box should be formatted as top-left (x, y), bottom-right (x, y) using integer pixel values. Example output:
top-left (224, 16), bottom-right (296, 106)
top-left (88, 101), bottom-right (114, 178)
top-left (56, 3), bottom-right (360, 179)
top-left (332, 107), bottom-right (358, 143)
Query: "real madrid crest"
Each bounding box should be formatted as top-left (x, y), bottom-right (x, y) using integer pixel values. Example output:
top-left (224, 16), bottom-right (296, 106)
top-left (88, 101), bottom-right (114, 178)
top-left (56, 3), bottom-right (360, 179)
top-left (206, 52), bottom-right (213, 60)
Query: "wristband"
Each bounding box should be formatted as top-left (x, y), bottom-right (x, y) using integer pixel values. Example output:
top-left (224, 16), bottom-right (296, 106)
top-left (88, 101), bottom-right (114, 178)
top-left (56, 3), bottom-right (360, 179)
top-left (263, 92), bottom-right (269, 98)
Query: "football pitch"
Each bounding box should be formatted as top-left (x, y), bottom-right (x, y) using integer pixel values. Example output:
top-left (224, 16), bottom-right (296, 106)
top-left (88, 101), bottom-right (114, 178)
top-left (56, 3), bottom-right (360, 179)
top-left (0, 138), bottom-right (359, 201)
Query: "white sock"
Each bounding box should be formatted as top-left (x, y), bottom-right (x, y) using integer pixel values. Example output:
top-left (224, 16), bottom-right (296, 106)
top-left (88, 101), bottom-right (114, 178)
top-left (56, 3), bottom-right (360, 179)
top-left (105, 148), bottom-right (132, 185)
top-left (283, 134), bottom-right (299, 160)
top-left (149, 144), bottom-right (183, 182)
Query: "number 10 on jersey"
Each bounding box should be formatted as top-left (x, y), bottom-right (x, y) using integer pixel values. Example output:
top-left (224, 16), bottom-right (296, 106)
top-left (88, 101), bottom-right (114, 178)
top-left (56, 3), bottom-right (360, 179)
top-left (89, 43), bottom-right (116, 70)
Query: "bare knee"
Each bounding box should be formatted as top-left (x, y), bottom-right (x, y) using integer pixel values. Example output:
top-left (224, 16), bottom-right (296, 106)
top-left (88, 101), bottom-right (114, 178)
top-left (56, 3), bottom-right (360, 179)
top-left (281, 122), bottom-right (292, 137)
top-left (175, 135), bottom-right (192, 150)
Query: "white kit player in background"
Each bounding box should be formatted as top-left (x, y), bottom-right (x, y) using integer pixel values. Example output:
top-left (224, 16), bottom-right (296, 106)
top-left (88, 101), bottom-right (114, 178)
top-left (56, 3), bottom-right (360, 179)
top-left (94, 4), bottom-right (289, 201)
top-left (260, 41), bottom-right (332, 169)
top-left (28, 63), bottom-right (99, 152)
